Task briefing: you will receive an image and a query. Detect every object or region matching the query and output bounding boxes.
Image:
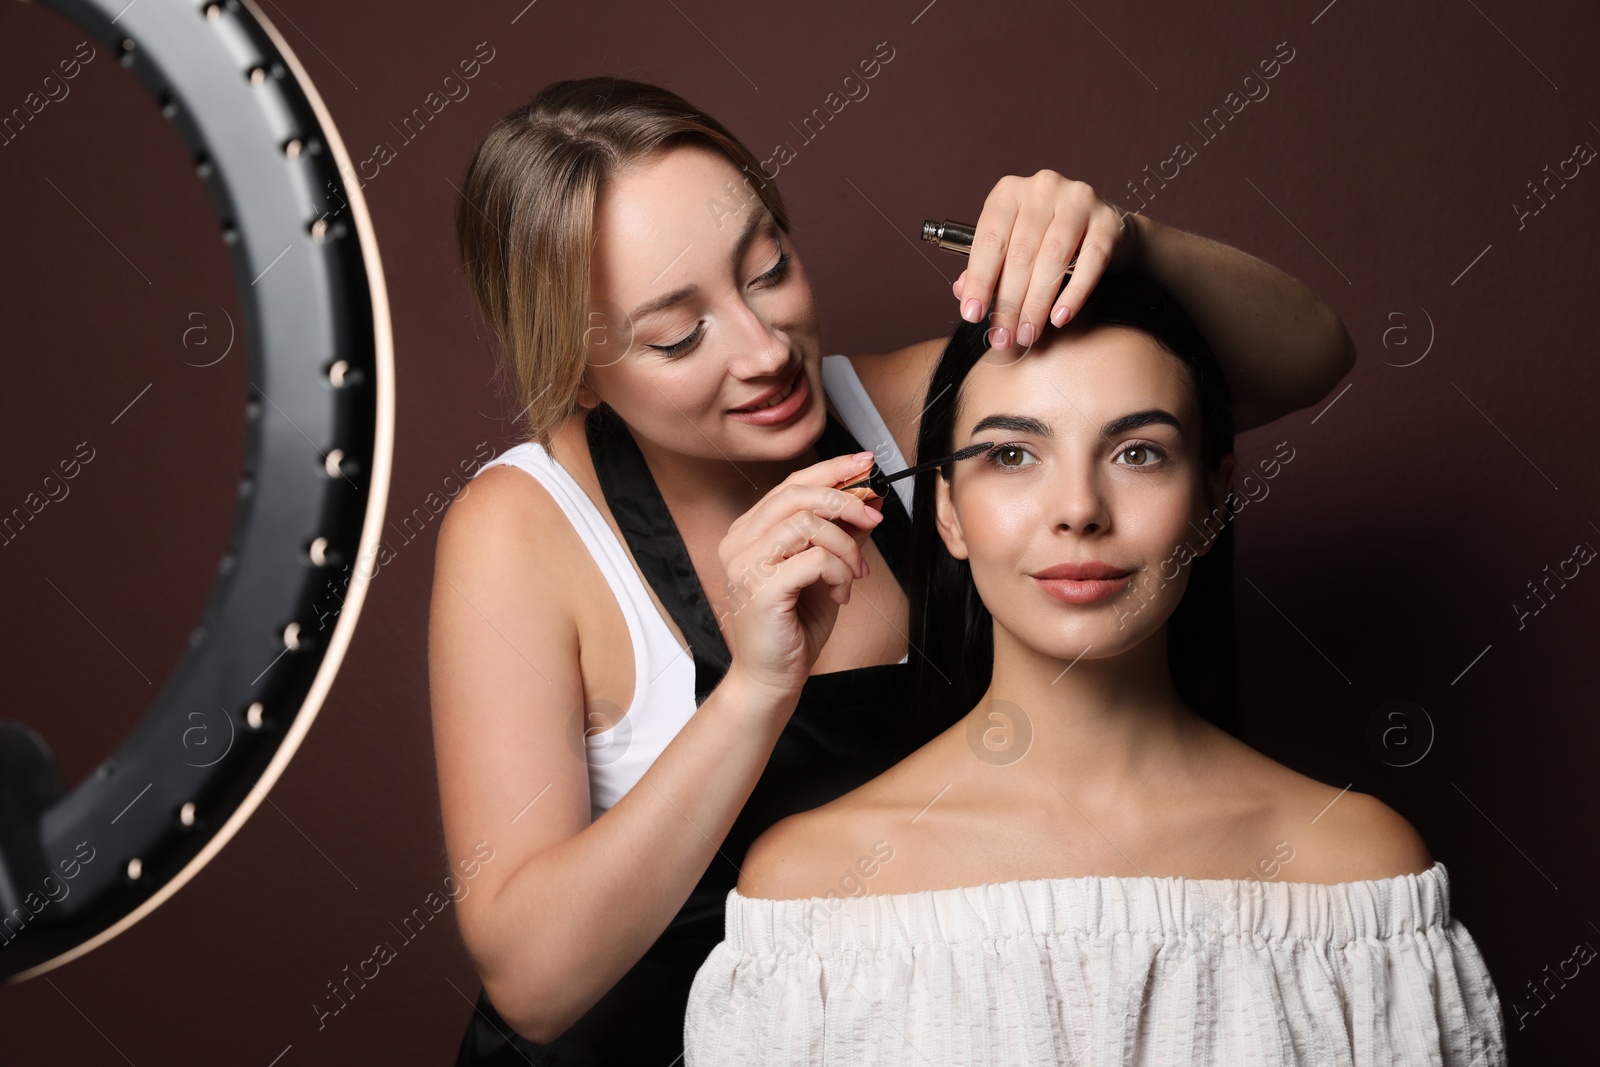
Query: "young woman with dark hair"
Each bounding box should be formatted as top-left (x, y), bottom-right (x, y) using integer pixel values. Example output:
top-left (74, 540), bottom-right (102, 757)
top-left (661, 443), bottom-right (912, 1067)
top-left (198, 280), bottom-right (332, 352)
top-left (900, 265), bottom-right (1243, 746)
top-left (686, 268), bottom-right (1506, 1065)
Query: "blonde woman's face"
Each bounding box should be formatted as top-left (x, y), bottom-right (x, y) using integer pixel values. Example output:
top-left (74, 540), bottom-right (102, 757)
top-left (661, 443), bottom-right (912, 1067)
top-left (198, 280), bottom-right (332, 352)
top-left (582, 144), bottom-right (825, 461)
top-left (934, 325), bottom-right (1235, 660)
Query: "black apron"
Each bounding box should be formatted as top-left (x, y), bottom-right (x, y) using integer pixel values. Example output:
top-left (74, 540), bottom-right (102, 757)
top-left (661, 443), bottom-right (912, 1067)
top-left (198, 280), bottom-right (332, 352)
top-left (455, 403), bottom-right (917, 1065)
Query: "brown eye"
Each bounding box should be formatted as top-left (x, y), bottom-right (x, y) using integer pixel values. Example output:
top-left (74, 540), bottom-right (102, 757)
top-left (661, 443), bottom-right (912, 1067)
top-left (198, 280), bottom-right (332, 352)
top-left (982, 444), bottom-right (1037, 470)
top-left (1116, 444), bottom-right (1168, 468)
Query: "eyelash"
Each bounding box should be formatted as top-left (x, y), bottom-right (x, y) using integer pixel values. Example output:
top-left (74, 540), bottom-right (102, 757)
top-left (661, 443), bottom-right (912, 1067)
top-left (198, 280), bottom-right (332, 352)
top-left (647, 248), bottom-right (794, 357)
top-left (982, 440), bottom-right (1170, 471)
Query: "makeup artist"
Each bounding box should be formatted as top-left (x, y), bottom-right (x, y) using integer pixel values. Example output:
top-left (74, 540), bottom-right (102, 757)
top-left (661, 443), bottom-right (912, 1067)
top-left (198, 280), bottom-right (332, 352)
top-left (430, 76), bottom-right (1356, 1066)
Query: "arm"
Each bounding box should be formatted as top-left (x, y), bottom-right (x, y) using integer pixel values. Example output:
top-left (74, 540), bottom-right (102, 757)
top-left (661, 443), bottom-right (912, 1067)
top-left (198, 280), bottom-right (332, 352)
top-left (429, 467), bottom-right (796, 1043)
top-left (1123, 210), bottom-right (1357, 432)
top-left (949, 171), bottom-right (1357, 434)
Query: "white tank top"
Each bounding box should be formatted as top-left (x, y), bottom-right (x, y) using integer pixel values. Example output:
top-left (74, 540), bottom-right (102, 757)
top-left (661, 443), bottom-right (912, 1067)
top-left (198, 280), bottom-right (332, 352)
top-left (472, 355), bottom-right (915, 820)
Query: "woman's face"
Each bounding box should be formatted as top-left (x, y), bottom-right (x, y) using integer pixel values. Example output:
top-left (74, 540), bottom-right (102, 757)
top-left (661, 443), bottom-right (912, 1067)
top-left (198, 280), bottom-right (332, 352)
top-left (934, 324), bottom-right (1235, 660)
top-left (580, 143), bottom-right (825, 462)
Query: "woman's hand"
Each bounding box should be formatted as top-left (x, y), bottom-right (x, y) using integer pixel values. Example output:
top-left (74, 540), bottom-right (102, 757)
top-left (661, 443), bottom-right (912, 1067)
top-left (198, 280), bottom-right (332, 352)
top-left (718, 451), bottom-right (885, 704)
top-left (952, 171), bottom-right (1142, 351)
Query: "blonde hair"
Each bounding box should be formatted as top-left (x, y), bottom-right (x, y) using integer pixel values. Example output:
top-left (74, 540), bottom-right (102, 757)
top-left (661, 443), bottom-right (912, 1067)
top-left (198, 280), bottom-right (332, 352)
top-left (455, 77), bottom-right (791, 449)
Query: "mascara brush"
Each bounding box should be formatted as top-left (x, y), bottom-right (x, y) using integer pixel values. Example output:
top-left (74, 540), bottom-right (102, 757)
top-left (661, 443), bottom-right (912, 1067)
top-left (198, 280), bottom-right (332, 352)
top-left (835, 441), bottom-right (998, 502)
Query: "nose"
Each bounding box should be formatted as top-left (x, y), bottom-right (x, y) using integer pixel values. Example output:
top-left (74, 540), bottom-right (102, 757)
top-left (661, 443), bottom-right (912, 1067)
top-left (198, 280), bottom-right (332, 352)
top-left (724, 296), bottom-right (789, 378)
top-left (1045, 451), bottom-right (1112, 535)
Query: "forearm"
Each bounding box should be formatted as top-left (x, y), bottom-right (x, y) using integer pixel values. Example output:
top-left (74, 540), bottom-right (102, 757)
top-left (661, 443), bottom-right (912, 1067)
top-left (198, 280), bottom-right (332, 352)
top-left (469, 667), bottom-right (794, 1042)
top-left (1128, 211), bottom-right (1356, 432)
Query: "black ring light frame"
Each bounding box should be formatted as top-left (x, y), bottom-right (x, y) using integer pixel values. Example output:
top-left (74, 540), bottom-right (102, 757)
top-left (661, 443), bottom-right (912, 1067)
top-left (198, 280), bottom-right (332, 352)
top-left (1, 0), bottom-right (393, 980)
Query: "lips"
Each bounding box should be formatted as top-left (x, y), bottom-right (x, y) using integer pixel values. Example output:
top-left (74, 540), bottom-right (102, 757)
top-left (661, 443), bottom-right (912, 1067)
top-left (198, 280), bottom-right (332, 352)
top-left (730, 366), bottom-right (801, 412)
top-left (1030, 561), bottom-right (1133, 581)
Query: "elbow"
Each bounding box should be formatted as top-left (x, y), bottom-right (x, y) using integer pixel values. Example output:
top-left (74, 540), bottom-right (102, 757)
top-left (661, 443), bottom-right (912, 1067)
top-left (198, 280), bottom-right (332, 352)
top-left (1326, 310), bottom-right (1357, 384)
top-left (1306, 302), bottom-right (1357, 399)
top-left (481, 971), bottom-right (574, 1046)
top-left (459, 871), bottom-right (600, 1044)
top-left (1285, 305), bottom-right (1357, 415)
top-left (461, 909), bottom-right (568, 1045)
top-left (1231, 305), bottom-right (1359, 433)
top-left (508, 1003), bottom-right (588, 1047)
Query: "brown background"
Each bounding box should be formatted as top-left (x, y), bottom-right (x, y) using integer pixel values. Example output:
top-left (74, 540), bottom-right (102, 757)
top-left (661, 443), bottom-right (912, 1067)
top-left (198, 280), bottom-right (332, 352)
top-left (2, 0), bottom-right (1595, 1061)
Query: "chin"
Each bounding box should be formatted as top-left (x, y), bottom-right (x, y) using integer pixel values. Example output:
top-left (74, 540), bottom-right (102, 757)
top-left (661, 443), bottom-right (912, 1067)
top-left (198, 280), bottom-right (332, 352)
top-left (994, 602), bottom-right (1142, 652)
top-left (777, 404), bottom-right (829, 460)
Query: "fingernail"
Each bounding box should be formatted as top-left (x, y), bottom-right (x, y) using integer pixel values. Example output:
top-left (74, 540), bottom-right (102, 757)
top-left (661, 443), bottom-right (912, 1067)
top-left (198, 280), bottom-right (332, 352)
top-left (1017, 321), bottom-right (1035, 348)
top-left (855, 451), bottom-right (874, 461)
top-left (962, 298), bottom-right (981, 323)
top-left (992, 326), bottom-right (1010, 349)
top-left (1053, 305), bottom-right (1071, 326)
top-left (867, 506), bottom-right (883, 523)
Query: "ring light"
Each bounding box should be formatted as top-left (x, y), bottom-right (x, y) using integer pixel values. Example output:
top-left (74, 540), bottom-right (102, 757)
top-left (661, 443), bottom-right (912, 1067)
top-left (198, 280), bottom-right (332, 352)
top-left (1, 0), bottom-right (394, 981)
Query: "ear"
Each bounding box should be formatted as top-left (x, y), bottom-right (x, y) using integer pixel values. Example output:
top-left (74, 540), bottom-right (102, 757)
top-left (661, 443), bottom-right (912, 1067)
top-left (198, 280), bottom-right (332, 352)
top-left (1193, 452), bottom-right (1236, 558)
top-left (575, 373), bottom-right (601, 411)
top-left (934, 471), bottom-right (970, 561)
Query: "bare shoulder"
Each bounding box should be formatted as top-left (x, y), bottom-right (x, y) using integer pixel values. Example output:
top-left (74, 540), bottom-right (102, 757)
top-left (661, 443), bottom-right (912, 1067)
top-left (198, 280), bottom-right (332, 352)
top-left (440, 463), bottom-right (583, 581)
top-left (432, 461), bottom-right (593, 658)
top-left (737, 809), bottom-right (840, 901)
top-left (845, 339), bottom-right (944, 460)
top-left (845, 338), bottom-right (943, 393)
top-left (431, 459), bottom-right (589, 698)
top-left (737, 751), bottom-right (942, 900)
top-left (738, 803), bottom-right (899, 902)
top-left (1185, 723), bottom-right (1431, 884)
top-left (1281, 780), bottom-right (1434, 884)
top-left (444, 460), bottom-right (554, 529)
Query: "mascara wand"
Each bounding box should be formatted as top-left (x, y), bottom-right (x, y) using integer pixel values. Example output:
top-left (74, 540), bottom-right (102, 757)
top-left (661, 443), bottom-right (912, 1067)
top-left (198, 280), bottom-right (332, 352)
top-left (837, 441), bottom-right (998, 500)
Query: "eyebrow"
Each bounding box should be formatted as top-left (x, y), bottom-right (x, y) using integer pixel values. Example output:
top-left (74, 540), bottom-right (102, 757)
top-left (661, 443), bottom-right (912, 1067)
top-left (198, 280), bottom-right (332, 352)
top-left (625, 207), bottom-right (773, 323)
top-left (968, 409), bottom-right (1186, 442)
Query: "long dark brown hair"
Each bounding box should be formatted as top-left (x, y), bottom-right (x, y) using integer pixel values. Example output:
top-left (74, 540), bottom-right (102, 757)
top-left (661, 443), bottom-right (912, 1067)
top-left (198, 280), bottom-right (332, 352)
top-left (899, 266), bottom-right (1240, 746)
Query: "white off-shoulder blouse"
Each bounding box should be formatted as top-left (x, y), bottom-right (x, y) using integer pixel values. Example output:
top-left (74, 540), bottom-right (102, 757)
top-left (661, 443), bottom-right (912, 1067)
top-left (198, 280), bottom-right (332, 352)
top-left (683, 861), bottom-right (1506, 1066)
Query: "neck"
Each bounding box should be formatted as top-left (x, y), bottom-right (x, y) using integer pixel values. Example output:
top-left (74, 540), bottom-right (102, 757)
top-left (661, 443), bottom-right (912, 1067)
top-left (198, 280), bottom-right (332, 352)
top-left (971, 622), bottom-right (1205, 803)
top-left (560, 406), bottom-right (826, 523)
top-left (651, 440), bottom-right (822, 522)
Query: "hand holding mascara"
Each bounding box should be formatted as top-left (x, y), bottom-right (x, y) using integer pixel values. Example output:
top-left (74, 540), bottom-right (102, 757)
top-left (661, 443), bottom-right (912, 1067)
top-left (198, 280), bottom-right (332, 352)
top-left (923, 217), bottom-right (1081, 272)
top-left (921, 175), bottom-right (1132, 349)
top-left (833, 442), bottom-right (999, 501)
